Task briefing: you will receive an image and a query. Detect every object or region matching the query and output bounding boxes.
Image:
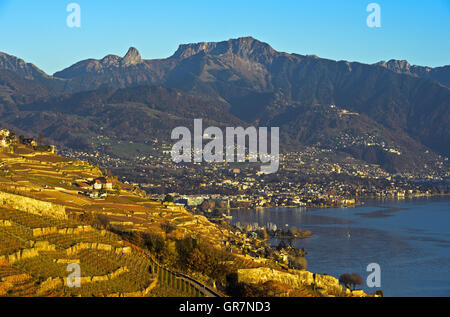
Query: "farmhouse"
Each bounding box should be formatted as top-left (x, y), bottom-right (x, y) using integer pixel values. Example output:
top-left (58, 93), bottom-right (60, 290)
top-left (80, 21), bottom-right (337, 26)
top-left (93, 177), bottom-right (113, 190)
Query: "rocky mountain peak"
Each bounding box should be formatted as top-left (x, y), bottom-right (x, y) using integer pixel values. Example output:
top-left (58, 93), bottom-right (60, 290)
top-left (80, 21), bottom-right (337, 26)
top-left (386, 59), bottom-right (411, 72)
top-left (171, 37), bottom-right (277, 62)
top-left (121, 47), bottom-right (142, 66)
top-left (100, 54), bottom-right (121, 67)
top-left (375, 59), bottom-right (441, 82)
top-left (376, 59), bottom-right (413, 74)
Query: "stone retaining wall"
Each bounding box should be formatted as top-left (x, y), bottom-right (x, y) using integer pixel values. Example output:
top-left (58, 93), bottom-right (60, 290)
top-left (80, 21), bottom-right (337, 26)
top-left (238, 267), bottom-right (344, 295)
top-left (32, 225), bottom-right (94, 237)
top-left (0, 241), bottom-right (56, 265)
top-left (66, 243), bottom-right (132, 256)
top-left (36, 267), bottom-right (131, 295)
top-left (0, 191), bottom-right (67, 220)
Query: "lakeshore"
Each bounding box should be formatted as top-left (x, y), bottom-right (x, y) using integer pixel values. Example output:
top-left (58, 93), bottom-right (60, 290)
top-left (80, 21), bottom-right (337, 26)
top-left (229, 196), bottom-right (450, 296)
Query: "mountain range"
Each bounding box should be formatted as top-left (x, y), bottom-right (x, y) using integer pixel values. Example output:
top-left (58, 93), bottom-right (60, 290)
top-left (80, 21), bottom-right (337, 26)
top-left (0, 37), bottom-right (449, 174)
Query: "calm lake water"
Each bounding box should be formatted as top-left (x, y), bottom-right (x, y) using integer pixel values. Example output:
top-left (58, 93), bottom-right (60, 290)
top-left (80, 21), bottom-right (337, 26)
top-left (229, 197), bottom-right (450, 297)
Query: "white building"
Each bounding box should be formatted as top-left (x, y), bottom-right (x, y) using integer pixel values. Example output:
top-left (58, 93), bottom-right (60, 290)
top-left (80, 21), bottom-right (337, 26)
top-left (0, 136), bottom-right (8, 148)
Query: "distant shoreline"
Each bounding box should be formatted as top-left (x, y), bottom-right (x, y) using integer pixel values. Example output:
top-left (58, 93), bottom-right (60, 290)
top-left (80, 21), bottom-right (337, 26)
top-left (222, 193), bottom-right (450, 213)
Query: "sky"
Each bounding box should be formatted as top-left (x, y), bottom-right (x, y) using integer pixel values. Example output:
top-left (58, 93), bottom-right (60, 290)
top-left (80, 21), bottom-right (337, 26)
top-left (0, 0), bottom-right (449, 75)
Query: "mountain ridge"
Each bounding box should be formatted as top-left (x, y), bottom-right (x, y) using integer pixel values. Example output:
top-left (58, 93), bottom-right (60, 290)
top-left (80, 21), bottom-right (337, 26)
top-left (375, 59), bottom-right (450, 88)
top-left (0, 37), bottom-right (449, 172)
top-left (0, 52), bottom-right (50, 80)
top-left (2, 38), bottom-right (449, 86)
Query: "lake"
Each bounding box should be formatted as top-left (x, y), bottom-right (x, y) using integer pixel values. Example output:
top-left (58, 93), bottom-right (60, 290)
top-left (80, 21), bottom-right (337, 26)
top-left (228, 197), bottom-right (450, 297)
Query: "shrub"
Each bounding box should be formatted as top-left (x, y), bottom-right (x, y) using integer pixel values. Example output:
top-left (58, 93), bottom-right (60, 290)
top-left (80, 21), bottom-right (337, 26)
top-left (160, 221), bottom-right (176, 234)
top-left (163, 195), bottom-right (174, 203)
top-left (339, 273), bottom-right (364, 290)
top-left (290, 256), bottom-right (307, 270)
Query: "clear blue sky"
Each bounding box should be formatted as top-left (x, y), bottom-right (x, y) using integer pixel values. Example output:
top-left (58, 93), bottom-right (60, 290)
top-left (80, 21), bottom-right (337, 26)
top-left (0, 0), bottom-right (449, 75)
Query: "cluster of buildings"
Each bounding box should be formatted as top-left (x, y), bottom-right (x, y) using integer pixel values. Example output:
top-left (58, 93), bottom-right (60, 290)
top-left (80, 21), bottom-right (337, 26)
top-left (61, 136), bottom-right (449, 209)
top-left (0, 128), bottom-right (56, 154)
top-left (74, 177), bottom-right (113, 199)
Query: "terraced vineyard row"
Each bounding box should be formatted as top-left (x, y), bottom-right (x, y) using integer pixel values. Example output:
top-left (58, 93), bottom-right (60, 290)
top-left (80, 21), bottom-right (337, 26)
top-left (0, 204), bottom-right (212, 297)
top-left (0, 206), bottom-right (156, 296)
top-left (0, 149), bottom-right (220, 297)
